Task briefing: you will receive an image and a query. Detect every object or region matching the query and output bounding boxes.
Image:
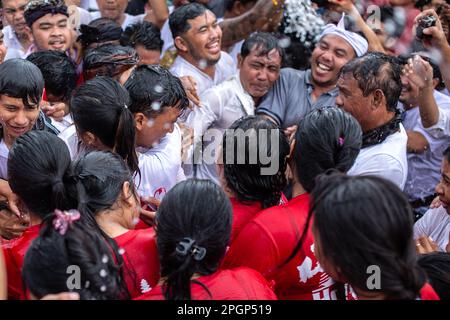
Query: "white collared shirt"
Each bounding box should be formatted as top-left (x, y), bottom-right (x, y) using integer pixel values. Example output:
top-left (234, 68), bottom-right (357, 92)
top-left (88, 12), bottom-right (146, 30)
top-left (402, 90), bottom-right (450, 200)
top-left (348, 123), bottom-right (408, 190)
top-left (2, 25), bottom-right (27, 59)
top-left (184, 73), bottom-right (254, 184)
top-left (170, 51), bottom-right (236, 96)
top-left (0, 139), bottom-right (9, 180)
top-left (414, 206), bottom-right (450, 251)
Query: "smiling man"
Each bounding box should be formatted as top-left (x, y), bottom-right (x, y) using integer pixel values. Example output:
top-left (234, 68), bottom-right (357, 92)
top-left (256, 15), bottom-right (368, 129)
top-left (169, 3), bottom-right (236, 96)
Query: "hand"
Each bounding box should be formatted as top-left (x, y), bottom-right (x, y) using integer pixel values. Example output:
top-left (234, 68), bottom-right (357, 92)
top-left (179, 76), bottom-right (200, 108)
top-left (139, 196), bottom-right (160, 226)
top-left (284, 125), bottom-right (298, 142)
top-left (40, 292), bottom-right (80, 300)
top-left (0, 209), bottom-right (29, 240)
top-left (179, 123), bottom-right (194, 162)
top-left (416, 236), bottom-right (440, 254)
top-left (429, 196), bottom-right (442, 209)
top-left (328, 0), bottom-right (356, 15)
top-left (41, 102), bottom-right (68, 121)
top-left (402, 55), bottom-right (434, 91)
top-left (414, 9), bottom-right (448, 50)
top-left (406, 131), bottom-right (429, 154)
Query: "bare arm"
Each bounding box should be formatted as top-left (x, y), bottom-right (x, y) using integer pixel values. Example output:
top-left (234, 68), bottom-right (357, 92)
top-left (406, 131), bottom-right (430, 153)
top-left (145, 0), bottom-right (169, 29)
top-left (0, 249), bottom-right (6, 300)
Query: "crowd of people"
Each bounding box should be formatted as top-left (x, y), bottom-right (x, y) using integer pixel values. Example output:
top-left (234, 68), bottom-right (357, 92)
top-left (0, 0), bottom-right (449, 300)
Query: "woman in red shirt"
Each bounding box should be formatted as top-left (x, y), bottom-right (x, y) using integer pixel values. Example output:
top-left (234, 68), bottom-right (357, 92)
top-left (219, 116), bottom-right (290, 242)
top-left (222, 107), bottom-right (363, 299)
top-left (311, 174), bottom-right (440, 300)
top-left (136, 179), bottom-right (276, 300)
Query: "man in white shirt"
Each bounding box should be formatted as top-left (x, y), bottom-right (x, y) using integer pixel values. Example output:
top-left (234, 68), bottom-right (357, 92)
top-left (169, 3), bottom-right (236, 96)
top-left (399, 55), bottom-right (450, 219)
top-left (336, 52), bottom-right (408, 190)
top-left (414, 148), bottom-right (450, 252)
top-left (2, 0), bottom-right (33, 58)
top-left (185, 32), bottom-right (282, 183)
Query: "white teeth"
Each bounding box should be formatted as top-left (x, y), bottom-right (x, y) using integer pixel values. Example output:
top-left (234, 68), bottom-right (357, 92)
top-left (318, 63), bottom-right (331, 71)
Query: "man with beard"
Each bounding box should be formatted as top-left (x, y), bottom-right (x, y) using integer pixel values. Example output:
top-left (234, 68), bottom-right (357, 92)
top-left (169, 3), bottom-right (236, 96)
top-left (256, 15), bottom-right (368, 132)
top-left (1, 0), bottom-right (33, 58)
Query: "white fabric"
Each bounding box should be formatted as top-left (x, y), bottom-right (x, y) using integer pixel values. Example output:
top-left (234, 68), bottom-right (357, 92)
top-left (348, 124), bottom-right (408, 190)
top-left (320, 13), bottom-right (368, 57)
top-left (160, 5), bottom-right (175, 57)
top-left (88, 12), bottom-right (146, 30)
top-left (51, 114), bottom-right (74, 134)
top-left (425, 106), bottom-right (450, 139)
top-left (228, 40), bottom-right (244, 67)
top-left (58, 125), bottom-right (89, 160)
top-left (2, 25), bottom-right (27, 59)
top-left (135, 124), bottom-right (185, 199)
top-left (403, 90), bottom-right (450, 200)
top-left (0, 140), bottom-right (9, 180)
top-left (80, 0), bottom-right (99, 12)
top-left (414, 206), bottom-right (450, 251)
top-left (170, 51), bottom-right (236, 96)
top-left (184, 74), bottom-right (255, 184)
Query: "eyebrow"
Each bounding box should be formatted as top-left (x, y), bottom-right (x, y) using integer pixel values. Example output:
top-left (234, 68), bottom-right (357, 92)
top-left (196, 19), bottom-right (217, 32)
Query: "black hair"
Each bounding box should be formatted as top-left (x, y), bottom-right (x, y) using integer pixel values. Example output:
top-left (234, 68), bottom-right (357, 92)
top-left (222, 116), bottom-right (289, 209)
top-left (124, 65), bottom-right (189, 118)
top-left (0, 58), bottom-right (44, 109)
top-left (397, 53), bottom-right (445, 91)
top-left (293, 107), bottom-right (362, 193)
top-left (69, 76), bottom-right (139, 174)
top-left (156, 179), bottom-right (232, 300)
top-left (120, 21), bottom-right (164, 52)
top-left (78, 18), bottom-right (122, 50)
top-left (22, 213), bottom-right (129, 300)
top-left (340, 52), bottom-right (402, 112)
top-left (418, 252), bottom-right (450, 300)
top-left (27, 50), bottom-right (77, 102)
top-left (444, 146), bottom-right (450, 163)
top-left (311, 174), bottom-right (426, 300)
top-left (169, 3), bottom-right (208, 40)
top-left (240, 32), bottom-right (284, 63)
top-left (8, 131), bottom-right (75, 220)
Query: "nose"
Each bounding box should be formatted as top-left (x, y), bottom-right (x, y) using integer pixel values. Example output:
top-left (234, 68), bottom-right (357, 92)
top-left (256, 69), bottom-right (268, 82)
top-left (320, 51), bottom-right (333, 63)
top-left (435, 181), bottom-right (444, 196)
top-left (13, 110), bottom-right (29, 126)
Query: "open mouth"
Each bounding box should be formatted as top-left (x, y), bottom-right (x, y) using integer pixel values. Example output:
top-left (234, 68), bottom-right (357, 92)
top-left (205, 40), bottom-right (220, 54)
top-left (9, 125), bottom-right (28, 135)
top-left (316, 62), bottom-right (332, 72)
top-left (49, 39), bottom-right (66, 49)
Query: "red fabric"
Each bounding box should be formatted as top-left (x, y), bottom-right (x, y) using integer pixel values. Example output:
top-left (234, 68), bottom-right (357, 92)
top-left (114, 229), bottom-right (160, 298)
top-left (76, 73), bottom-right (85, 87)
top-left (2, 224), bottom-right (40, 300)
top-left (229, 198), bottom-right (262, 243)
top-left (420, 283), bottom-right (440, 300)
top-left (222, 193), bottom-right (336, 300)
top-left (134, 267), bottom-right (277, 300)
top-left (134, 218), bottom-right (152, 230)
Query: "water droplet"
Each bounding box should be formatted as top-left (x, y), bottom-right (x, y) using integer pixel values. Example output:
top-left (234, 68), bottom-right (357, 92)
top-left (154, 85), bottom-right (163, 93)
top-left (163, 123), bottom-right (170, 129)
top-left (102, 254), bottom-right (108, 264)
top-left (100, 285), bottom-right (107, 292)
top-left (278, 38), bottom-right (291, 49)
top-left (100, 269), bottom-right (107, 277)
top-left (151, 102), bottom-right (161, 111)
top-left (85, 281), bottom-right (90, 288)
top-left (132, 217), bottom-right (140, 226)
top-left (118, 248), bottom-right (125, 255)
top-left (199, 59), bottom-right (207, 70)
top-left (147, 119), bottom-right (154, 127)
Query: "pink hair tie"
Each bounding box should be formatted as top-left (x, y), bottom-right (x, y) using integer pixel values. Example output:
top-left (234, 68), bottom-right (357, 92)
top-left (338, 137), bottom-right (345, 146)
top-left (53, 209), bottom-right (81, 235)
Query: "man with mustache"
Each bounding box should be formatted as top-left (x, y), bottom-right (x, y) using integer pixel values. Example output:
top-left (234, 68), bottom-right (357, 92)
top-left (184, 32), bottom-right (283, 183)
top-left (256, 15), bottom-right (368, 133)
top-left (1, 0), bottom-right (33, 58)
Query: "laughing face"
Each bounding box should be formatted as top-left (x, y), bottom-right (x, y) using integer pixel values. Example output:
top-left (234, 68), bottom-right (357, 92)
top-left (435, 156), bottom-right (450, 215)
top-left (31, 13), bottom-right (71, 51)
top-left (177, 10), bottom-right (222, 69)
top-left (311, 35), bottom-right (356, 88)
top-left (97, 0), bottom-right (128, 24)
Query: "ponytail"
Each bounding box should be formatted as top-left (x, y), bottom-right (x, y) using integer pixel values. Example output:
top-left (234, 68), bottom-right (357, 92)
top-left (114, 107), bottom-right (139, 175)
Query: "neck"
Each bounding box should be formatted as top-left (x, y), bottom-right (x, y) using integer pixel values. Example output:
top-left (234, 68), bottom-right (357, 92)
top-left (16, 32), bottom-right (32, 49)
top-left (310, 78), bottom-right (336, 101)
top-left (3, 131), bottom-right (16, 150)
top-left (179, 52), bottom-right (216, 78)
top-left (291, 180), bottom-right (307, 198)
top-left (29, 214), bottom-right (42, 227)
top-left (363, 111), bottom-right (396, 133)
top-left (115, 14), bottom-right (126, 27)
top-left (95, 209), bottom-right (129, 238)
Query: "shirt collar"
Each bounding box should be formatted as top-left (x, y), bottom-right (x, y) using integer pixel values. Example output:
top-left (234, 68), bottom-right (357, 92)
top-left (305, 68), bottom-right (340, 97)
top-left (176, 55), bottom-right (215, 81)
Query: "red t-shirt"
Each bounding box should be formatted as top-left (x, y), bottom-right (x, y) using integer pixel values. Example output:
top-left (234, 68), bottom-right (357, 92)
top-left (2, 224), bottom-right (40, 300)
top-left (114, 229), bottom-right (160, 298)
top-left (134, 267), bottom-right (277, 300)
top-left (222, 193), bottom-right (336, 300)
top-left (419, 283), bottom-right (440, 300)
top-left (230, 198), bottom-right (262, 243)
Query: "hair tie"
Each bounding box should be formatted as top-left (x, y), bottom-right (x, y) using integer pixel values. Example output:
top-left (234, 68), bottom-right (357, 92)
top-left (53, 209), bottom-right (81, 235)
top-left (124, 104), bottom-right (128, 109)
top-left (175, 237), bottom-right (207, 261)
top-left (338, 137), bottom-right (345, 147)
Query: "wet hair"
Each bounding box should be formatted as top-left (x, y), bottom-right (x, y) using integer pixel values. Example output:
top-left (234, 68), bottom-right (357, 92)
top-left (240, 32), bottom-right (284, 63)
top-left (83, 44), bottom-right (138, 81)
top-left (169, 3), bottom-right (208, 40)
top-left (340, 52), bottom-right (402, 112)
top-left (8, 131), bottom-right (75, 219)
top-left (120, 21), bottom-right (164, 52)
top-left (78, 18), bottom-right (122, 50)
top-left (0, 59), bottom-right (44, 109)
top-left (222, 116), bottom-right (289, 209)
top-left (22, 214), bottom-right (129, 300)
top-left (311, 174), bottom-right (426, 300)
top-left (27, 50), bottom-right (77, 102)
top-left (156, 179), bottom-right (232, 300)
top-left (293, 107), bottom-right (362, 193)
top-left (70, 77), bottom-right (139, 174)
top-left (418, 252), bottom-right (450, 300)
top-left (124, 65), bottom-right (189, 118)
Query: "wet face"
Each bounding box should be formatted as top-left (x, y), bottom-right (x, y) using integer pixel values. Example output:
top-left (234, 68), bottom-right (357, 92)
top-left (311, 35), bottom-right (356, 87)
top-left (435, 156), bottom-right (450, 215)
top-left (238, 47), bottom-right (282, 103)
top-left (399, 73), bottom-right (419, 108)
top-left (0, 95), bottom-right (40, 145)
top-left (177, 10), bottom-right (222, 67)
top-left (336, 73), bottom-right (373, 132)
top-left (3, 0), bottom-right (28, 35)
top-left (0, 31), bottom-right (7, 64)
top-left (97, 0), bottom-right (128, 23)
top-left (31, 13), bottom-right (72, 51)
top-left (136, 45), bottom-right (161, 65)
top-left (135, 106), bottom-right (182, 148)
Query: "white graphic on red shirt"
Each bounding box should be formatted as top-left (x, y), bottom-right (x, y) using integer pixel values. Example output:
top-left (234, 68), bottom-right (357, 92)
top-left (140, 279), bottom-right (152, 293)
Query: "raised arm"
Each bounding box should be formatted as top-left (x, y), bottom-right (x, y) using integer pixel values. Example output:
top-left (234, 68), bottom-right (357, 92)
top-left (146, 0), bottom-right (169, 29)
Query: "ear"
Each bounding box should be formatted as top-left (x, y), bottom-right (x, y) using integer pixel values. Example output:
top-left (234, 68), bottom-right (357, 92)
top-left (174, 36), bottom-right (188, 53)
top-left (234, 1), bottom-right (244, 15)
top-left (133, 112), bottom-right (146, 132)
top-left (80, 131), bottom-right (96, 147)
top-left (371, 89), bottom-right (384, 110)
top-left (237, 53), bottom-right (243, 69)
top-left (432, 78), bottom-right (440, 90)
top-left (121, 181), bottom-right (135, 208)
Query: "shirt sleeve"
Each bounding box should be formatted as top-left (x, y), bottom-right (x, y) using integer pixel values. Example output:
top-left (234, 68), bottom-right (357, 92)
top-left (424, 107), bottom-right (450, 139)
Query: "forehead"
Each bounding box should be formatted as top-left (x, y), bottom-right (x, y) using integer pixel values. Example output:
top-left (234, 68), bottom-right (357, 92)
top-left (34, 13), bottom-right (68, 25)
top-left (245, 47), bottom-right (282, 66)
top-left (0, 94), bottom-right (28, 107)
top-left (319, 34), bottom-right (355, 55)
top-left (187, 10), bottom-right (216, 28)
top-left (338, 72), bottom-right (359, 88)
top-left (3, 0), bottom-right (28, 8)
